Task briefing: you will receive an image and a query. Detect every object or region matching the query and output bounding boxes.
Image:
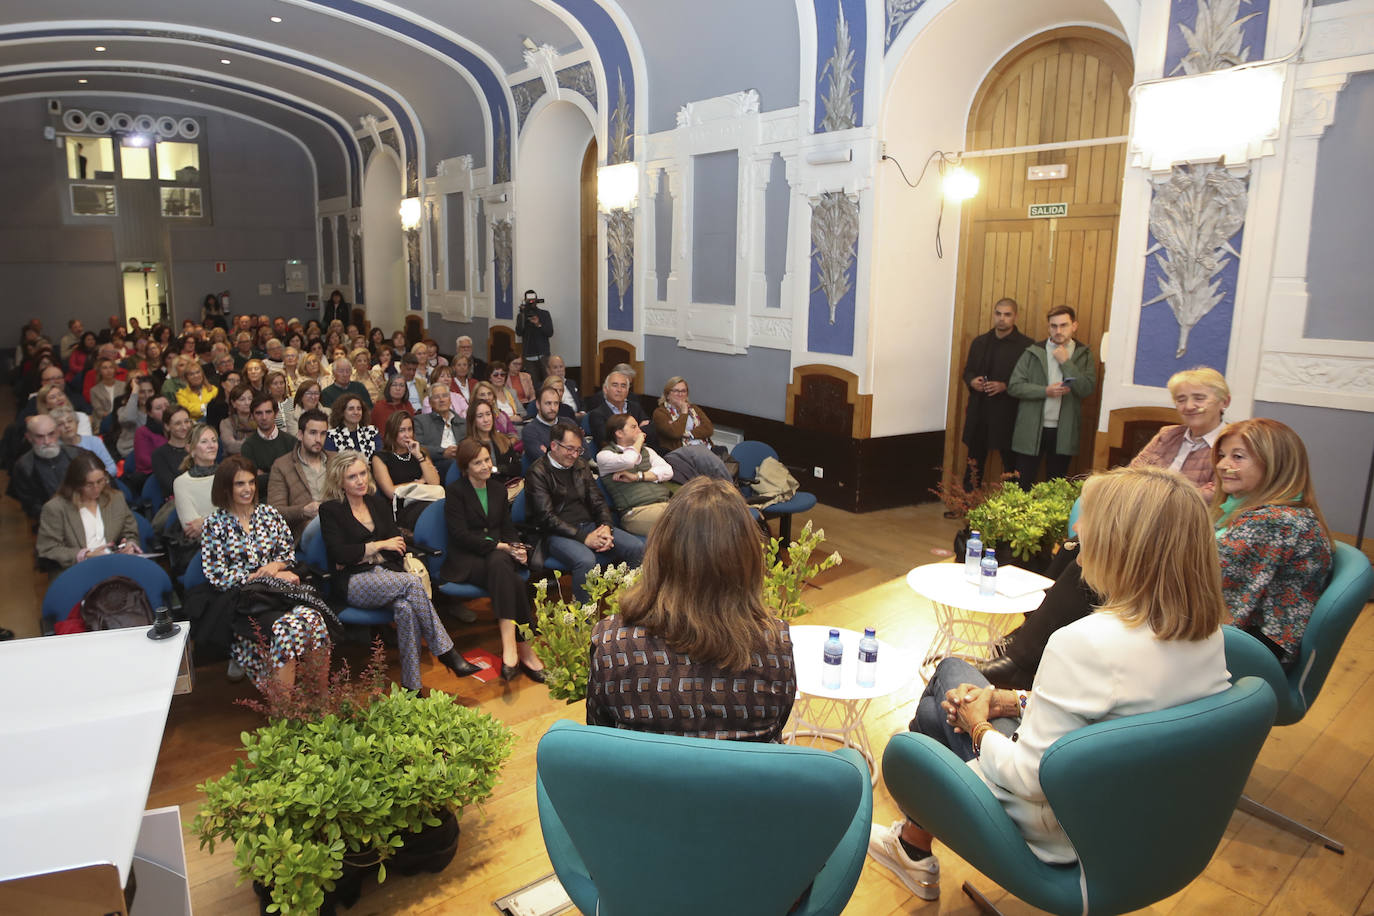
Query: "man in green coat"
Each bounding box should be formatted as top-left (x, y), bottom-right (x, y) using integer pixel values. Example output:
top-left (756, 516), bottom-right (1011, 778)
top-left (1008, 305), bottom-right (1097, 488)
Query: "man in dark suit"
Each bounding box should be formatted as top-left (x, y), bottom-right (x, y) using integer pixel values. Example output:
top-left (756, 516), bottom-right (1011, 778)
top-left (453, 335), bottom-right (488, 382)
top-left (413, 383), bottom-right (466, 480)
top-left (588, 369), bottom-right (651, 449)
top-left (8, 415), bottom-right (86, 521)
top-left (515, 290), bottom-right (553, 386)
top-left (959, 297), bottom-right (1032, 492)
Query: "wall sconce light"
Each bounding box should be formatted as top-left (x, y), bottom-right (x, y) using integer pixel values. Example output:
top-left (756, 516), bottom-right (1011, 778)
top-left (398, 197), bottom-right (422, 230)
top-left (1130, 65), bottom-right (1284, 171)
top-left (597, 162), bottom-right (639, 211)
top-left (941, 165), bottom-right (979, 201)
top-left (805, 147), bottom-right (852, 166)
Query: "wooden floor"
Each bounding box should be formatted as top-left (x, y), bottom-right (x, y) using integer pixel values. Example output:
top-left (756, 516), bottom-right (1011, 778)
top-left (3, 419), bottom-right (1373, 914)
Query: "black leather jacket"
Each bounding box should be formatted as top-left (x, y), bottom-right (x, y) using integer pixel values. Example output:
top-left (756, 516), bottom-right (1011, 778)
top-left (524, 454), bottom-right (612, 540)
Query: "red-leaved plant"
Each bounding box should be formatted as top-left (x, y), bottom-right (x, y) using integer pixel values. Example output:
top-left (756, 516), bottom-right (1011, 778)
top-left (237, 627), bottom-right (390, 724)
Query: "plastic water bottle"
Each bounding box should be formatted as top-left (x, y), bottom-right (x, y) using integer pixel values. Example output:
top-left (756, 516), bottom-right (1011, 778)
top-left (856, 628), bottom-right (878, 688)
top-left (965, 530), bottom-right (983, 582)
top-left (980, 548), bottom-right (999, 597)
top-left (822, 629), bottom-right (844, 690)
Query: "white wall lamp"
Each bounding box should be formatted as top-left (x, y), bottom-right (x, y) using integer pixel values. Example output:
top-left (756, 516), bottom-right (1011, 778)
top-left (398, 197), bottom-right (422, 230)
top-left (597, 162), bottom-right (639, 211)
top-left (941, 164), bottom-right (979, 201)
top-left (1130, 64), bottom-right (1285, 171)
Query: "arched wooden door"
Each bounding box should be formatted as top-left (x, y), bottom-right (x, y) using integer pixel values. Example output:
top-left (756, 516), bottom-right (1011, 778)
top-left (944, 28), bottom-right (1133, 485)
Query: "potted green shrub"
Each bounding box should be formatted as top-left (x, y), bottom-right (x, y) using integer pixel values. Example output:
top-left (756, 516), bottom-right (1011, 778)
top-left (963, 477), bottom-right (1083, 572)
top-left (518, 522), bottom-right (841, 703)
top-left (191, 642), bottom-right (515, 915)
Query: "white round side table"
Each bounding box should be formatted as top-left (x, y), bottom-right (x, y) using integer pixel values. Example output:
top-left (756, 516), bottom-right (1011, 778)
top-left (905, 563), bottom-right (1047, 682)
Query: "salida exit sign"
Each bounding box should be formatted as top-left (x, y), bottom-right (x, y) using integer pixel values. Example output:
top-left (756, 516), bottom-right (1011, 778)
top-left (1028, 203), bottom-right (1068, 218)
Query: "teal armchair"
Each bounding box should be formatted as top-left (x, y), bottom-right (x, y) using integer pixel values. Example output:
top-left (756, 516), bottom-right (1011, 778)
top-left (1223, 540), bottom-right (1373, 853)
top-left (881, 677), bottom-right (1275, 915)
top-left (535, 720), bottom-right (872, 916)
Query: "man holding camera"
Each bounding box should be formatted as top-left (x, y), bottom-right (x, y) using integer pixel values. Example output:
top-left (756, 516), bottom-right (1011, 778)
top-left (515, 289), bottom-right (553, 387)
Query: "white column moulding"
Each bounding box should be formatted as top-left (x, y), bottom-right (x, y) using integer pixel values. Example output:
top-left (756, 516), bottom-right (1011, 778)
top-left (424, 154), bottom-right (475, 322)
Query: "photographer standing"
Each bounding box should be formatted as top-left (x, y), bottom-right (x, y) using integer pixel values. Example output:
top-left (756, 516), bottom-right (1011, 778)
top-left (515, 289), bottom-right (553, 387)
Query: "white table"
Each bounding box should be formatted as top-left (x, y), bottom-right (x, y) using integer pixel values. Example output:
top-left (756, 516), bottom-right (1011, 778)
top-left (905, 563), bottom-right (1048, 681)
top-left (785, 624), bottom-right (915, 785)
top-left (0, 626), bottom-right (189, 889)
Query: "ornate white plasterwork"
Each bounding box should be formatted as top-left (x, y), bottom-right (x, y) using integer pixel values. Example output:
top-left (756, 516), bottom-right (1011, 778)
top-left (523, 43), bottom-right (561, 96)
top-left (1304, 3), bottom-right (1374, 62)
top-left (1289, 74), bottom-right (1351, 138)
top-left (644, 307), bottom-right (675, 334)
top-left (748, 315), bottom-right (793, 348)
top-left (1254, 352), bottom-right (1374, 410)
top-left (676, 90), bottom-right (760, 129)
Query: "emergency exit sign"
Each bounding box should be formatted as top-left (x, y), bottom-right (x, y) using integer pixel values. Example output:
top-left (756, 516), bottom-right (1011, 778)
top-left (1028, 203), bottom-right (1068, 218)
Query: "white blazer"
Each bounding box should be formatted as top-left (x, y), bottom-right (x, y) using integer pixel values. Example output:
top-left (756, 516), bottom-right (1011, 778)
top-left (974, 611), bottom-right (1230, 864)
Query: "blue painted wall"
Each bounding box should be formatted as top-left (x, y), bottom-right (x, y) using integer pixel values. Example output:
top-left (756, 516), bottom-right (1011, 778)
top-left (764, 153), bottom-right (789, 310)
top-left (655, 170), bottom-right (672, 301)
top-left (644, 336), bottom-right (790, 421)
top-left (1253, 401), bottom-right (1374, 538)
top-left (1163, 0), bottom-right (1269, 75)
top-left (1307, 70), bottom-right (1374, 342)
top-left (428, 312), bottom-right (489, 359)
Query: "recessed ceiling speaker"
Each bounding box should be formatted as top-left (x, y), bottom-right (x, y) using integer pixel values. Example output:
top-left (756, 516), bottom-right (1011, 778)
top-left (133, 114), bottom-right (156, 134)
top-left (177, 117), bottom-right (200, 139)
top-left (47, 99), bottom-right (62, 115)
top-left (110, 112), bottom-right (133, 132)
top-left (87, 110), bottom-right (110, 133)
top-left (155, 116), bottom-right (177, 138)
top-left (62, 109), bottom-right (86, 131)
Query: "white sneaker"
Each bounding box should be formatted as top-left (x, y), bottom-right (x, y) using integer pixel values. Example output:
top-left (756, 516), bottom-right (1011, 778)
top-left (867, 821), bottom-right (940, 900)
top-left (226, 659), bottom-right (245, 683)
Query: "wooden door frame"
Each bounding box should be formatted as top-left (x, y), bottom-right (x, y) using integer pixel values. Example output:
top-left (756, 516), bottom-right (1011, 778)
top-left (579, 138), bottom-right (598, 385)
top-left (942, 26), bottom-right (1132, 487)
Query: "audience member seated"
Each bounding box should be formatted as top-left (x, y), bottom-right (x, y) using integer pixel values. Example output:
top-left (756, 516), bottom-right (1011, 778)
top-left (869, 467), bottom-right (1230, 900)
top-left (320, 357), bottom-right (371, 409)
top-left (203, 369), bottom-right (240, 430)
top-left (544, 355), bottom-right (584, 416)
top-left (267, 409), bottom-right (330, 538)
top-left (487, 361), bottom-right (524, 425)
top-left (281, 378), bottom-right (320, 437)
top-left (9, 415), bottom-right (88, 521)
top-left (130, 394), bottom-right (170, 489)
top-left (650, 375), bottom-right (733, 482)
top-left (218, 384), bottom-right (255, 456)
top-left (453, 334), bottom-right (487, 381)
top-left (1214, 418), bottom-right (1333, 669)
top-left (319, 451), bottom-right (479, 689)
top-left (526, 377), bottom-right (578, 422)
top-left (588, 370), bottom-right (650, 448)
top-left (37, 452), bottom-right (141, 570)
top-left (413, 382), bottom-right (464, 480)
top-left (397, 353), bottom-right (427, 413)
top-left (586, 477), bottom-right (794, 740)
top-left (36, 383), bottom-right (93, 435)
top-left (58, 319), bottom-right (84, 360)
top-left (51, 406), bottom-right (117, 477)
top-left (325, 393), bottom-right (379, 458)
top-left (371, 374), bottom-right (414, 432)
top-left (465, 398), bottom-right (521, 489)
top-left (1129, 367), bottom-right (1231, 496)
top-left (442, 439), bottom-right (543, 682)
top-left (350, 348), bottom-right (382, 405)
top-left (265, 372), bottom-right (291, 431)
top-left (371, 411), bottom-right (441, 528)
top-left (20, 365), bottom-right (68, 419)
top-left (446, 356), bottom-right (476, 417)
top-left (241, 392), bottom-right (297, 478)
top-left (299, 352), bottom-right (325, 389)
top-left (200, 456), bottom-right (334, 689)
top-left (242, 358), bottom-right (268, 394)
top-left (521, 386), bottom-right (564, 458)
top-left (152, 406), bottom-right (193, 498)
top-left (471, 381), bottom-right (519, 439)
top-left (115, 375), bottom-right (156, 459)
top-left (508, 355), bottom-right (536, 405)
top-left (596, 414), bottom-right (673, 536)
top-left (87, 357), bottom-right (127, 429)
top-left (175, 359), bottom-right (218, 420)
top-left (65, 332), bottom-right (97, 384)
top-left (173, 423), bottom-right (221, 547)
top-left (160, 353), bottom-right (188, 400)
top-left (525, 420), bottom-right (645, 599)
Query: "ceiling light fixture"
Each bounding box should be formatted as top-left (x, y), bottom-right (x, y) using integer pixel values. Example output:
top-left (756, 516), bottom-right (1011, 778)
top-left (270, 16), bottom-right (283, 23)
top-left (77, 78), bottom-right (88, 84)
top-left (94, 46), bottom-right (106, 52)
top-left (220, 58), bottom-right (231, 65)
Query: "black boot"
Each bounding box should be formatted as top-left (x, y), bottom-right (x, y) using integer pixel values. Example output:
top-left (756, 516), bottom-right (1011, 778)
top-left (976, 654), bottom-right (1035, 690)
top-left (438, 648), bottom-right (480, 678)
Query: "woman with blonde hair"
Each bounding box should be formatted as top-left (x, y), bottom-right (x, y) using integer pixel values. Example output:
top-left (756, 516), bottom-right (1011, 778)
top-left (870, 466), bottom-right (1230, 900)
top-left (350, 347), bottom-right (383, 405)
top-left (1130, 367), bottom-right (1231, 495)
top-left (35, 382), bottom-right (93, 436)
top-left (299, 351), bottom-right (325, 386)
top-left (471, 379), bottom-right (519, 438)
top-left (318, 451), bottom-right (478, 689)
top-left (280, 346), bottom-right (302, 396)
top-left (242, 358), bottom-right (268, 393)
top-left (652, 375), bottom-right (716, 453)
top-left (175, 359), bottom-right (218, 420)
top-left (1213, 418), bottom-right (1333, 668)
top-left (586, 477), bottom-right (796, 741)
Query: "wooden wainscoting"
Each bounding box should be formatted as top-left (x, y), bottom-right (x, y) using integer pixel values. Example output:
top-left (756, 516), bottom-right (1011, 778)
top-left (1093, 405), bottom-right (1178, 469)
top-left (785, 364), bottom-right (872, 440)
top-left (487, 325), bottom-right (516, 365)
top-left (596, 339), bottom-right (644, 394)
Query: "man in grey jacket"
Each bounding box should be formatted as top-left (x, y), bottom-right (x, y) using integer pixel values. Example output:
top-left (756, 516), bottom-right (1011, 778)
top-left (413, 383), bottom-right (466, 481)
top-left (1008, 305), bottom-right (1097, 488)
